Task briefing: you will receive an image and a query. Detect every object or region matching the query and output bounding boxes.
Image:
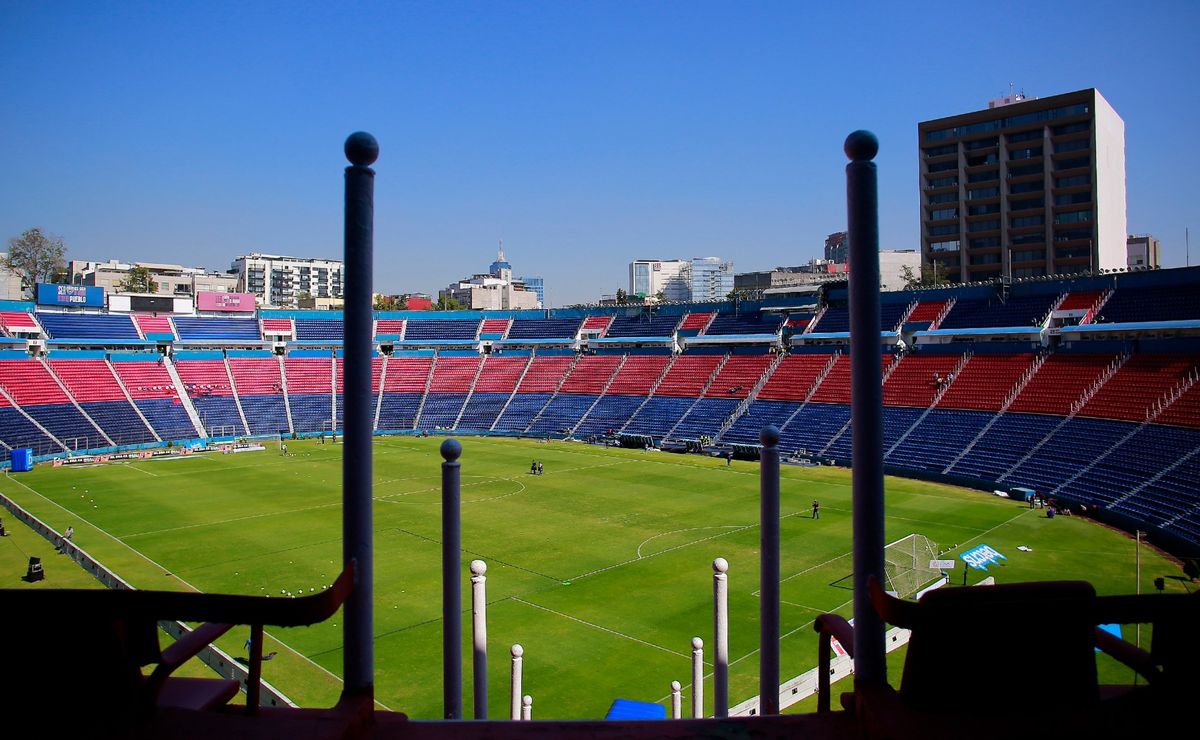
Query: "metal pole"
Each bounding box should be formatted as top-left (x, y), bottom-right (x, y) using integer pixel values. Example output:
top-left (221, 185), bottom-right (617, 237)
top-left (342, 131), bottom-right (377, 702)
top-left (845, 129), bottom-right (886, 687)
top-left (510, 644), bottom-right (523, 720)
top-left (691, 637), bottom-right (704, 718)
top-left (712, 557), bottom-right (729, 717)
top-left (759, 425), bottom-right (780, 715)
top-left (441, 438), bottom-right (463, 719)
top-left (670, 681), bottom-right (682, 719)
top-left (471, 559), bottom-right (488, 719)
top-left (1135, 531), bottom-right (1142, 655)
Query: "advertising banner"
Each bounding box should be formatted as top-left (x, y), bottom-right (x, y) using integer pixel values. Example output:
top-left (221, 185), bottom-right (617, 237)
top-left (960, 544), bottom-right (1008, 572)
top-left (36, 283), bottom-right (104, 307)
top-left (197, 291), bottom-right (256, 313)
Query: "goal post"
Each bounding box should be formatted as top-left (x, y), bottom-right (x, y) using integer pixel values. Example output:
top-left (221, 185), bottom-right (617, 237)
top-left (882, 533), bottom-right (941, 599)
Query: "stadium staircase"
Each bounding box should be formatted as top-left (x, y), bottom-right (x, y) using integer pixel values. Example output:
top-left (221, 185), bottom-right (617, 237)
top-left (771, 352), bottom-right (842, 435)
top-left (663, 352), bottom-right (728, 442)
top-left (803, 306), bottom-right (826, 334)
top-left (162, 357), bottom-right (206, 438)
top-left (39, 358), bottom-right (115, 447)
top-left (997, 354), bottom-right (1128, 485)
top-left (104, 358), bottom-right (163, 442)
top-left (819, 355), bottom-right (901, 456)
top-left (616, 353), bottom-right (677, 435)
top-left (222, 357), bottom-right (252, 435)
top-left (942, 353), bottom-right (1045, 474)
top-left (0, 384), bottom-right (68, 453)
top-left (373, 355), bottom-right (388, 430)
top-left (569, 354), bottom-right (631, 436)
top-left (452, 355), bottom-right (491, 429)
top-left (412, 354), bottom-right (439, 428)
top-left (484, 356), bottom-right (534, 432)
top-left (884, 351), bottom-right (971, 457)
top-left (715, 352), bottom-right (786, 442)
top-left (277, 356), bottom-right (296, 434)
top-left (522, 354), bottom-right (581, 433)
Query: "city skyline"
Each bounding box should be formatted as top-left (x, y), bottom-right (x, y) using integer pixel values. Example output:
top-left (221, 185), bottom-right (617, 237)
top-left (2, 2), bottom-right (1198, 305)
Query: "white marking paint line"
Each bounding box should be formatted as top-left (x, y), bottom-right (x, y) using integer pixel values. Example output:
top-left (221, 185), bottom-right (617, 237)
top-left (512, 598), bottom-right (689, 660)
top-left (635, 526), bottom-right (744, 558)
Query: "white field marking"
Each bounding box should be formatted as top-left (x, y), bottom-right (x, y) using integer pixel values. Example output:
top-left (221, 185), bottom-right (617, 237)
top-left (821, 505), bottom-right (982, 532)
top-left (954, 507), bottom-right (1036, 550)
top-left (2, 472), bottom-right (201, 592)
top-left (636, 526), bottom-right (744, 558)
top-left (119, 462), bottom-right (158, 477)
top-left (780, 599), bottom-right (835, 613)
top-left (2, 474), bottom-right (357, 697)
top-left (570, 525), bottom-right (754, 582)
top-left (750, 549), bottom-right (854, 597)
top-left (512, 597), bottom-right (689, 660)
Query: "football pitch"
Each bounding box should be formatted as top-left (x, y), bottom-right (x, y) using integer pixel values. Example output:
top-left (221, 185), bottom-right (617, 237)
top-left (1, 436), bottom-right (1186, 719)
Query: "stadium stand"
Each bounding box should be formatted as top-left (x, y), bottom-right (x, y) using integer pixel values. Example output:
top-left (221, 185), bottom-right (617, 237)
top-left (374, 319), bottom-right (405, 339)
top-left (284, 355), bottom-right (335, 433)
top-left (109, 356), bottom-right (199, 440)
top-left (404, 319), bottom-right (479, 341)
top-left (1094, 284), bottom-right (1200, 323)
top-left (605, 315), bottom-right (679, 338)
top-left (506, 318), bottom-right (580, 340)
top-left (38, 312), bottom-right (140, 341)
top-left (133, 314), bottom-right (176, 340)
top-left (49, 356), bottom-right (157, 445)
top-left (458, 355), bottom-right (530, 430)
top-left (295, 318), bottom-right (344, 341)
top-left (228, 355), bottom-right (290, 435)
top-left (173, 355), bottom-right (246, 436)
top-left (173, 316), bottom-right (261, 341)
top-left (0, 310), bottom-right (42, 335)
top-left (261, 318), bottom-right (294, 338)
top-left (377, 356), bottom-right (433, 430)
top-left (704, 314), bottom-right (780, 335)
top-left (0, 359), bottom-right (107, 450)
top-left (938, 293), bottom-right (1057, 329)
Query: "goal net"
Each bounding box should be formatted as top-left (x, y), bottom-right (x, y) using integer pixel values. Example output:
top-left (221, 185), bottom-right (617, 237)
top-left (883, 533), bottom-right (941, 599)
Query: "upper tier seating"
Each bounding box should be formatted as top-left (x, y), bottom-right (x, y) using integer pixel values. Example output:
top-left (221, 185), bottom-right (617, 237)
top-left (1095, 285), bottom-right (1200, 324)
top-left (605, 315), bottom-right (679, 338)
top-left (1006, 353), bottom-right (1115, 416)
top-left (678, 313), bottom-right (713, 331)
top-left (939, 294), bottom-right (1056, 329)
top-left (704, 314), bottom-right (780, 335)
top-left (880, 303), bottom-right (908, 332)
top-left (506, 318), bottom-right (580, 340)
top-left (133, 315), bottom-right (175, 339)
top-left (38, 312), bottom-right (139, 341)
top-left (374, 319), bottom-right (405, 338)
top-left (580, 316), bottom-right (613, 336)
top-left (905, 300), bottom-right (949, 325)
top-left (936, 354), bottom-right (1035, 412)
top-left (784, 313), bottom-right (814, 331)
top-left (703, 354), bottom-right (774, 399)
top-left (1, 311), bottom-right (41, 333)
top-left (404, 320), bottom-right (479, 341)
top-left (1057, 290), bottom-right (1104, 312)
top-left (295, 319), bottom-right (344, 341)
top-left (261, 318), bottom-right (294, 336)
top-left (758, 354), bottom-right (834, 402)
top-left (605, 355), bottom-right (670, 395)
top-left (882, 354), bottom-right (964, 408)
top-left (1078, 354), bottom-right (1198, 423)
top-left (173, 317), bottom-right (260, 341)
top-left (478, 319), bottom-right (510, 337)
top-left (654, 355), bottom-right (722, 397)
top-left (810, 308), bottom-right (848, 333)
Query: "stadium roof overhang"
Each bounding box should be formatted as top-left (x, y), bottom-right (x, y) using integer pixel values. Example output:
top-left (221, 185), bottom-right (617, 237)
top-left (490, 338), bottom-right (576, 346)
top-left (1058, 320), bottom-right (1200, 336)
top-left (684, 333), bottom-right (779, 346)
top-left (390, 339), bottom-right (479, 347)
top-left (790, 331), bottom-right (899, 346)
top-left (177, 339), bottom-right (273, 348)
top-left (48, 338), bottom-right (159, 346)
top-left (587, 336), bottom-right (674, 346)
top-left (912, 327), bottom-right (1042, 339)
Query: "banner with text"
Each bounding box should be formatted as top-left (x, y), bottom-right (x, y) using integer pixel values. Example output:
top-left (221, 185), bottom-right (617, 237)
top-left (197, 291), bottom-right (256, 313)
top-left (36, 283), bottom-right (104, 307)
top-left (960, 544), bottom-right (1008, 572)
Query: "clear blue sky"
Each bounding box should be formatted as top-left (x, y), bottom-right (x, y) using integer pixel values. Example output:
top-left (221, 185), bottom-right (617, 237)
top-left (2, 1), bottom-right (1198, 305)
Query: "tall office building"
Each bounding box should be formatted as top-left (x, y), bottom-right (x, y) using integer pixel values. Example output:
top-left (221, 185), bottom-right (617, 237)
top-left (824, 232), bottom-right (848, 263)
top-left (1126, 234), bottom-right (1160, 269)
top-left (918, 88), bottom-right (1126, 282)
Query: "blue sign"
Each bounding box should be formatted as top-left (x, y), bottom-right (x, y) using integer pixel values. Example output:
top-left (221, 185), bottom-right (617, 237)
top-left (960, 544), bottom-right (1008, 571)
top-left (37, 283), bottom-right (104, 307)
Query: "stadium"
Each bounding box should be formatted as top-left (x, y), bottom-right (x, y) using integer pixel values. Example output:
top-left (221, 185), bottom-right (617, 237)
top-left (2, 135), bottom-right (1198, 738)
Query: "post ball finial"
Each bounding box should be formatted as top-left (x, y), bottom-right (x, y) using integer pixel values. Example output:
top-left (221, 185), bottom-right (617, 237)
top-left (760, 425), bottom-right (780, 447)
top-left (844, 130), bottom-right (879, 162)
top-left (671, 680), bottom-right (681, 691)
top-left (511, 643), bottom-right (524, 657)
top-left (692, 636), bottom-right (704, 650)
top-left (713, 557), bottom-right (729, 574)
top-left (440, 438), bottom-right (462, 462)
top-left (344, 131), bottom-right (379, 166)
top-left (470, 559), bottom-right (487, 576)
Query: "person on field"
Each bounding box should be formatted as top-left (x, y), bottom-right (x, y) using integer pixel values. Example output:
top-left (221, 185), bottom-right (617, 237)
top-left (531, 460), bottom-right (537, 475)
top-left (537, 462), bottom-right (544, 475)
top-left (281, 443), bottom-right (289, 456)
top-left (811, 500), bottom-right (820, 520)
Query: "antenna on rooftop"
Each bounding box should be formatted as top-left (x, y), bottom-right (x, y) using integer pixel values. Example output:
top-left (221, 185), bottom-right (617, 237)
top-left (498, 239), bottom-right (505, 262)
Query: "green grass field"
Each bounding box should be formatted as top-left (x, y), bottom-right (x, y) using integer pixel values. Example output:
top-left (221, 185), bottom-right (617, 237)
top-left (1, 436), bottom-right (1189, 719)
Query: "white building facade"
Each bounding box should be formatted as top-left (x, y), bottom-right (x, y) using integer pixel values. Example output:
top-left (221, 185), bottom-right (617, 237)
top-left (231, 253), bottom-right (344, 308)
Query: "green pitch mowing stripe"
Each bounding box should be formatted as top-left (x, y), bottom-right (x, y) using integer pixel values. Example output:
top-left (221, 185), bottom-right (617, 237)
top-left (0, 437), bottom-right (1189, 719)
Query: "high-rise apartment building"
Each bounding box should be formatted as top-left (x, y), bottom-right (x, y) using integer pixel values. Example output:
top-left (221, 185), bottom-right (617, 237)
top-left (1126, 234), bottom-right (1160, 269)
top-left (232, 253), bottom-right (344, 307)
top-left (689, 257), bottom-right (734, 302)
top-left (628, 259), bottom-right (690, 301)
top-left (824, 232), bottom-right (848, 263)
top-left (918, 88), bottom-right (1126, 282)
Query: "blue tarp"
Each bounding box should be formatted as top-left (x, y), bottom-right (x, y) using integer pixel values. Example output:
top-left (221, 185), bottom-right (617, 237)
top-left (605, 699), bottom-right (666, 720)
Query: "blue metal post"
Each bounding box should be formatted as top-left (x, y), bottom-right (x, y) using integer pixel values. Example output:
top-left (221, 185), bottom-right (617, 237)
top-left (759, 425), bottom-right (780, 714)
top-left (441, 438), bottom-right (463, 719)
top-left (845, 130), bottom-right (886, 687)
top-left (342, 131), bottom-right (377, 702)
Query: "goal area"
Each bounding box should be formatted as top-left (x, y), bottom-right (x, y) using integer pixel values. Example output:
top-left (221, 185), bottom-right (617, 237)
top-left (883, 533), bottom-right (941, 598)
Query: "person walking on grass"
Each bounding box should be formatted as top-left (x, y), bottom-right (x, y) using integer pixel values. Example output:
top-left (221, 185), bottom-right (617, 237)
top-left (811, 500), bottom-right (820, 520)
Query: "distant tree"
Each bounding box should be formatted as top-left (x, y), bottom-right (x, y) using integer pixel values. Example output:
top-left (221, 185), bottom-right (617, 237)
top-left (615, 288), bottom-right (627, 304)
top-left (117, 266), bottom-right (158, 294)
top-left (3, 227), bottom-right (67, 298)
top-left (435, 295), bottom-right (465, 310)
top-left (374, 295), bottom-right (397, 311)
top-left (901, 261), bottom-right (949, 289)
top-left (655, 290), bottom-right (666, 302)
